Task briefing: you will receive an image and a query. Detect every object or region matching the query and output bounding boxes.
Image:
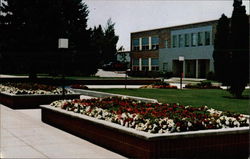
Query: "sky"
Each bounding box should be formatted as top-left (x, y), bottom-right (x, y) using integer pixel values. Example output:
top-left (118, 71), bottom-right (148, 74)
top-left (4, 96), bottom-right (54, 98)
top-left (85, 0), bottom-right (250, 51)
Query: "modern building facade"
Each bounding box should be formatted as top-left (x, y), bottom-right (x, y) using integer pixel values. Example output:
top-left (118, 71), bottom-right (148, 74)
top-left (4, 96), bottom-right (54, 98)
top-left (130, 20), bottom-right (218, 78)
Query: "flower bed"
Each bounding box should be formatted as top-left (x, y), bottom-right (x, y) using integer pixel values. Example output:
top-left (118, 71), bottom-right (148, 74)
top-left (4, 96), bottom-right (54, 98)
top-left (41, 97), bottom-right (250, 158)
top-left (140, 81), bottom-right (177, 89)
top-left (50, 96), bottom-right (249, 134)
top-left (0, 82), bottom-right (73, 95)
top-left (70, 84), bottom-right (88, 90)
top-left (185, 81), bottom-right (221, 89)
top-left (0, 83), bottom-right (80, 109)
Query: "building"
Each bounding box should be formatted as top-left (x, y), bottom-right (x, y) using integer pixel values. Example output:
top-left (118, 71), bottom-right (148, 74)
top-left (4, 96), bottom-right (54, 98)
top-left (130, 19), bottom-right (218, 78)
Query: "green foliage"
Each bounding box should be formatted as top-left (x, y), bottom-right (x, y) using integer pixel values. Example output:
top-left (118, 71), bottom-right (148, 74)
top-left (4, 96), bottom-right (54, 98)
top-left (213, 14), bottom-right (230, 84)
top-left (206, 72), bottom-right (216, 81)
top-left (91, 18), bottom-right (119, 66)
top-left (228, 0), bottom-right (249, 98)
top-left (152, 81), bottom-right (170, 86)
top-left (213, 0), bottom-right (249, 98)
top-left (0, 0), bottom-right (99, 77)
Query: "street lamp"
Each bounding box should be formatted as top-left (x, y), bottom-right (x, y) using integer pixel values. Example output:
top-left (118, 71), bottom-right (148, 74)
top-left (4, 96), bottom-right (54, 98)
top-left (58, 38), bottom-right (68, 98)
top-left (179, 56), bottom-right (184, 89)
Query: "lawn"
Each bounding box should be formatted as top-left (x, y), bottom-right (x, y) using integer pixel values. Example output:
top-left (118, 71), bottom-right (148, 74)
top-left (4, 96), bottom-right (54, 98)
top-left (94, 89), bottom-right (250, 115)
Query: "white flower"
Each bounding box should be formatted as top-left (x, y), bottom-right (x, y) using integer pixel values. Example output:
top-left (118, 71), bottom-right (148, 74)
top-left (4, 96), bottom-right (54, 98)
top-left (233, 121), bottom-right (240, 127)
top-left (188, 122), bottom-right (192, 127)
top-left (121, 113), bottom-right (127, 119)
top-left (85, 106), bottom-right (91, 112)
top-left (125, 122), bottom-right (129, 127)
top-left (176, 127), bottom-right (180, 132)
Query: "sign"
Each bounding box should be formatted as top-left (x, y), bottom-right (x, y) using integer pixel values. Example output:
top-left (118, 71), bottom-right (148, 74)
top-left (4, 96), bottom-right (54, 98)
top-left (179, 56), bottom-right (184, 61)
top-left (58, 38), bottom-right (69, 48)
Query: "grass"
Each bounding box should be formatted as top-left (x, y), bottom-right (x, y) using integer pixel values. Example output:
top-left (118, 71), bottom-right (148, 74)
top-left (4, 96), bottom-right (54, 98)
top-left (94, 89), bottom-right (250, 115)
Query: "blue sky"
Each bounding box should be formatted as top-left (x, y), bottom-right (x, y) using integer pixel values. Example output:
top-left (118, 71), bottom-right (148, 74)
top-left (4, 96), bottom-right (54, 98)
top-left (85, 0), bottom-right (250, 51)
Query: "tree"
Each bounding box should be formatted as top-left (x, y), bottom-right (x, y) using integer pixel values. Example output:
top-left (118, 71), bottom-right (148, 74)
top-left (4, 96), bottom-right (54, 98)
top-left (90, 25), bottom-right (105, 67)
top-left (213, 0), bottom-right (249, 98)
top-left (90, 19), bottom-right (119, 66)
top-left (102, 18), bottom-right (119, 64)
top-left (213, 14), bottom-right (230, 85)
top-left (0, 0), bottom-right (98, 78)
top-left (228, 0), bottom-right (249, 98)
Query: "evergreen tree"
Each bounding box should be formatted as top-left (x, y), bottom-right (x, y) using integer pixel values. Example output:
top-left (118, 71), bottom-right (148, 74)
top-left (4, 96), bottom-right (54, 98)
top-left (228, 0), bottom-right (249, 98)
top-left (90, 19), bottom-right (119, 66)
top-left (0, 0), bottom-right (98, 77)
top-left (90, 25), bottom-right (105, 67)
top-left (213, 0), bottom-right (249, 98)
top-left (102, 18), bottom-right (119, 64)
top-left (213, 14), bottom-right (230, 85)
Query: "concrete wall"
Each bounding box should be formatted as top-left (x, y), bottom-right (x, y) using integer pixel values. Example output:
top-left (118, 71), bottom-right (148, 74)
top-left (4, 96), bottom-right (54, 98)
top-left (159, 45), bottom-right (214, 72)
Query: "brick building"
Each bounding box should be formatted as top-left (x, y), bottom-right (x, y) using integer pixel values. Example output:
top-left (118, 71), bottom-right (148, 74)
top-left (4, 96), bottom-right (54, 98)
top-left (130, 19), bottom-right (218, 78)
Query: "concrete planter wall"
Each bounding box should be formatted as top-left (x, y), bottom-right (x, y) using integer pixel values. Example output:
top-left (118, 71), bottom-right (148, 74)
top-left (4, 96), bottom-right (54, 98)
top-left (69, 88), bottom-right (158, 103)
top-left (0, 92), bottom-right (80, 109)
top-left (41, 105), bottom-right (249, 159)
top-left (0, 78), bottom-right (160, 85)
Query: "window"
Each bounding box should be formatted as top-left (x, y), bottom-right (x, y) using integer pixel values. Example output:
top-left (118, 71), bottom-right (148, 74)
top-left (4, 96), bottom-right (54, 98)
top-left (165, 40), bottom-right (168, 48)
top-left (184, 34), bottom-right (190, 47)
top-left (151, 37), bottom-right (159, 50)
top-left (198, 32), bottom-right (203, 46)
top-left (142, 58), bottom-right (148, 66)
top-left (172, 35), bottom-right (177, 48)
top-left (152, 66), bottom-right (159, 71)
top-left (191, 33), bottom-right (197, 46)
top-left (178, 34), bottom-right (184, 47)
top-left (163, 63), bottom-right (168, 71)
top-left (132, 39), bottom-right (139, 51)
top-left (205, 31), bottom-right (211, 45)
top-left (142, 37), bottom-right (149, 50)
top-left (133, 58), bottom-right (139, 65)
top-left (151, 58), bottom-right (159, 65)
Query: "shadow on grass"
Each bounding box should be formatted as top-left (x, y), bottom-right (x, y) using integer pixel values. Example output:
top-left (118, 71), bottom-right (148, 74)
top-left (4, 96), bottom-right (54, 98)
top-left (223, 95), bottom-right (250, 100)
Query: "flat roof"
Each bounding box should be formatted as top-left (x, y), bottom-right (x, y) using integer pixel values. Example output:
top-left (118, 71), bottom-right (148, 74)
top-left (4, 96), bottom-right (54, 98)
top-left (131, 14), bottom-right (250, 34)
top-left (131, 19), bottom-right (218, 34)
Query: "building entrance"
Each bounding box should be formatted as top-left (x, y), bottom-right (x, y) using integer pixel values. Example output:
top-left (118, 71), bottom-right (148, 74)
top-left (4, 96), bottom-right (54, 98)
top-left (172, 60), bottom-right (183, 77)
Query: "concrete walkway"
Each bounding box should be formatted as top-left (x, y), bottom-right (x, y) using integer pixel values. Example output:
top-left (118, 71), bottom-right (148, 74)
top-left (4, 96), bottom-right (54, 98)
top-left (95, 69), bottom-right (126, 77)
top-left (0, 102), bottom-right (126, 158)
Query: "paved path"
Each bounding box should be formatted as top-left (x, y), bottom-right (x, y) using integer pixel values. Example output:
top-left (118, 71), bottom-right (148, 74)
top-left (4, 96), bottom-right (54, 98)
top-left (86, 85), bottom-right (143, 89)
top-left (95, 69), bottom-right (126, 77)
top-left (0, 102), bottom-right (126, 158)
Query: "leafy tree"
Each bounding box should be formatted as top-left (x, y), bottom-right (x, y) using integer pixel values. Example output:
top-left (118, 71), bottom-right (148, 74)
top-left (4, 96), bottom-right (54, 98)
top-left (228, 0), bottom-right (249, 98)
top-left (213, 14), bottom-right (230, 85)
top-left (0, 0), bottom-right (98, 78)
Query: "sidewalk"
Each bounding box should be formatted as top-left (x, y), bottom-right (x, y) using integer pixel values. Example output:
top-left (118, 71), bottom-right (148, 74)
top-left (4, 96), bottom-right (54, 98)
top-left (0, 102), bottom-right (126, 158)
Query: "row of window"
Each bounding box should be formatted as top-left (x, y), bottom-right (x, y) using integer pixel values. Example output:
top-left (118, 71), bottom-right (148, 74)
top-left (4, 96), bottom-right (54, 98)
top-left (132, 37), bottom-right (159, 51)
top-left (133, 58), bottom-right (159, 66)
top-left (133, 66), bottom-right (159, 71)
top-left (132, 31), bottom-right (211, 51)
top-left (172, 31), bottom-right (211, 48)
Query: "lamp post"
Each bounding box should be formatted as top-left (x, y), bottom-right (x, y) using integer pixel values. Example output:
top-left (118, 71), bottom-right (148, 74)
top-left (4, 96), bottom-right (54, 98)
top-left (58, 38), bottom-right (68, 98)
top-left (179, 56), bottom-right (184, 89)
